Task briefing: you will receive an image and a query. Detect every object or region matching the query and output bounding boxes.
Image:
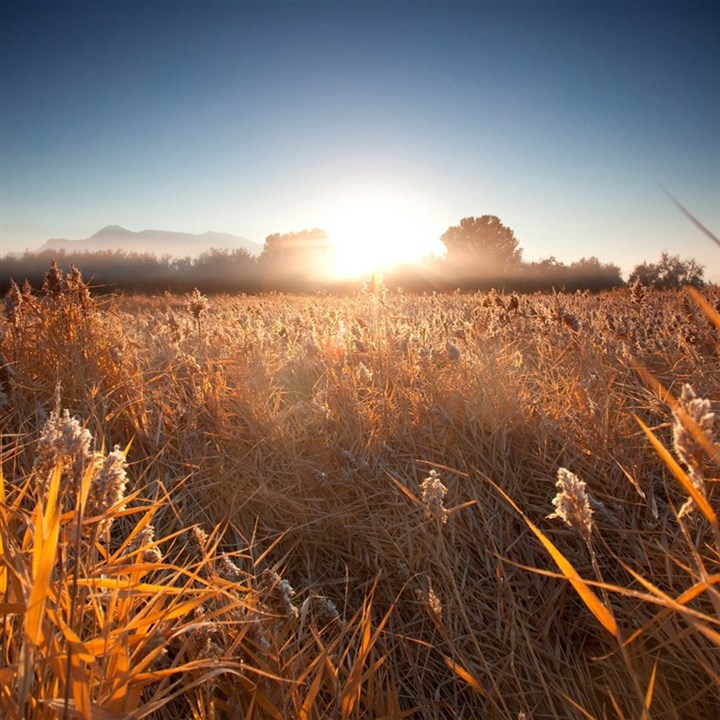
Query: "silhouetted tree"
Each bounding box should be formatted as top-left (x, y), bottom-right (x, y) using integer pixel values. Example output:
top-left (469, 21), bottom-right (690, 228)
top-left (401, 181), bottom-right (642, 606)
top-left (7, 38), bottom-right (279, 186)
top-left (260, 228), bottom-right (331, 261)
top-left (518, 256), bottom-right (570, 292)
top-left (441, 216), bottom-right (522, 273)
top-left (259, 228), bottom-right (334, 290)
top-left (629, 252), bottom-right (704, 289)
top-left (191, 248), bottom-right (258, 292)
top-left (534, 256), bottom-right (565, 272)
top-left (569, 256), bottom-right (624, 291)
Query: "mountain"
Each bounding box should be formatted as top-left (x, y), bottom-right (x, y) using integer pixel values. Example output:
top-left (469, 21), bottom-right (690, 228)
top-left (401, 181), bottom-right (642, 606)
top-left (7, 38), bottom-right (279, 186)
top-left (36, 225), bottom-right (262, 257)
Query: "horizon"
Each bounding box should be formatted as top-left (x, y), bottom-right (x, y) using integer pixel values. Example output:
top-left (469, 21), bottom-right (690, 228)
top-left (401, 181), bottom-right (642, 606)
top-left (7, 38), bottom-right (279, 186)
top-left (5, 221), bottom-right (710, 287)
top-left (1, 1), bottom-right (718, 280)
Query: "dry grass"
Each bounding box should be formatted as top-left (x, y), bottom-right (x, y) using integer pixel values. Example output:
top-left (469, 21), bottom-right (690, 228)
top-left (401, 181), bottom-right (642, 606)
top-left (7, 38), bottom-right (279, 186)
top-left (1, 268), bottom-right (719, 719)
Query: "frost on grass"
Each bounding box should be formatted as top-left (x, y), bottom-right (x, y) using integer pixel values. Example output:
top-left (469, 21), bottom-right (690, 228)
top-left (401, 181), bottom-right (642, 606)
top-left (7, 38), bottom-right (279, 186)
top-left (420, 469), bottom-right (449, 523)
top-left (548, 467), bottom-right (594, 546)
top-left (259, 569), bottom-right (299, 619)
top-left (673, 383), bottom-right (715, 519)
top-left (34, 408), bottom-right (129, 534)
top-left (35, 409), bottom-right (95, 491)
top-left (84, 446), bottom-right (129, 535)
top-left (673, 383), bottom-right (715, 474)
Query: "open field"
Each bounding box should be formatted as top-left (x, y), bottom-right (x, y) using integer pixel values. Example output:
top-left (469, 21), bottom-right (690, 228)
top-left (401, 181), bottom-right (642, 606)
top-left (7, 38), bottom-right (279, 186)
top-left (1, 270), bottom-right (719, 719)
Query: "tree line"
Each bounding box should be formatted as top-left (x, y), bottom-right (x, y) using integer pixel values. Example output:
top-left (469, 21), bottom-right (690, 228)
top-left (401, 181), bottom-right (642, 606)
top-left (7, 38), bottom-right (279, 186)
top-left (0, 215), bottom-right (706, 294)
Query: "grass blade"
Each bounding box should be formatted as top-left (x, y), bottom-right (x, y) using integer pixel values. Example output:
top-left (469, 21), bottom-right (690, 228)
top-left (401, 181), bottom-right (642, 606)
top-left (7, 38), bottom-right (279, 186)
top-left (443, 656), bottom-right (485, 694)
top-left (640, 659), bottom-right (658, 720)
top-left (492, 482), bottom-right (618, 638)
top-left (634, 414), bottom-right (717, 526)
top-left (687, 286), bottom-right (720, 332)
top-left (25, 465), bottom-right (61, 647)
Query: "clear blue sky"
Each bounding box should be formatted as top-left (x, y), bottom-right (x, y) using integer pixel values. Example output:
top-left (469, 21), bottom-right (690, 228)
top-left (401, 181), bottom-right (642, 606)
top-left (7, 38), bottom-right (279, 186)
top-left (1, 1), bottom-right (718, 278)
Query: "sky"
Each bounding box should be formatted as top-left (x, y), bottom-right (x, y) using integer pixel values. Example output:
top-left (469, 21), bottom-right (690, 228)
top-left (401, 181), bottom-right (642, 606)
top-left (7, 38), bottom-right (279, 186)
top-left (1, 1), bottom-right (719, 279)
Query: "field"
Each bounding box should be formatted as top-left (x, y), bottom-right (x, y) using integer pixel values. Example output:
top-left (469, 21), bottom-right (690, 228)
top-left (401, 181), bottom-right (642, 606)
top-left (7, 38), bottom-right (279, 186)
top-left (1, 268), bottom-right (719, 719)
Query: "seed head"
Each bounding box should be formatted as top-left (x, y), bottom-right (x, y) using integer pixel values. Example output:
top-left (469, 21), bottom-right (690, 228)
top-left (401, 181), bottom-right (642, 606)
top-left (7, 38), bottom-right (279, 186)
top-left (357, 362), bottom-right (373, 384)
top-left (427, 585), bottom-right (443, 621)
top-left (630, 278), bottom-right (647, 304)
top-left (310, 596), bottom-right (344, 628)
top-left (420, 469), bottom-right (449, 523)
top-left (672, 384), bottom-right (714, 519)
top-left (85, 446), bottom-right (129, 535)
top-left (259, 569), bottom-right (299, 619)
top-left (187, 288), bottom-right (209, 321)
top-left (128, 524), bottom-right (163, 563)
top-left (42, 260), bottom-right (66, 297)
top-left (190, 524), bottom-right (209, 556)
top-left (65, 264), bottom-right (92, 309)
top-left (3, 280), bottom-right (23, 327)
top-left (548, 467), bottom-right (594, 545)
top-left (216, 554), bottom-right (244, 582)
top-left (673, 384), bottom-right (714, 474)
top-left (35, 409), bottom-right (95, 491)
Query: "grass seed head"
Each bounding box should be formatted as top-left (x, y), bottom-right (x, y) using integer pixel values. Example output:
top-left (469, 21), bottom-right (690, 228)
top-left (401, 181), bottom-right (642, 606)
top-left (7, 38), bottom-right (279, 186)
top-left (310, 596), bottom-right (344, 628)
top-left (548, 467), bottom-right (594, 545)
top-left (260, 569), bottom-right (299, 619)
top-left (65, 263), bottom-right (92, 309)
top-left (42, 259), bottom-right (66, 297)
top-left (217, 553), bottom-right (244, 582)
top-left (3, 280), bottom-right (23, 327)
top-left (187, 524), bottom-right (209, 562)
top-left (85, 445), bottom-right (129, 535)
top-left (35, 409), bottom-right (95, 490)
top-left (673, 383), bottom-right (715, 474)
top-left (187, 287), bottom-right (209, 321)
top-left (420, 469), bottom-right (449, 523)
top-left (630, 278), bottom-right (648, 303)
top-left (128, 524), bottom-right (163, 563)
top-left (427, 585), bottom-right (443, 621)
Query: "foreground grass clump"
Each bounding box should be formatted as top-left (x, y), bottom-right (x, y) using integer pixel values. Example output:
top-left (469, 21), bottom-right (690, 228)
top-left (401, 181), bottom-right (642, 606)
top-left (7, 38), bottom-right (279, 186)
top-left (1, 406), bottom-right (375, 719)
top-left (1, 266), bottom-right (719, 718)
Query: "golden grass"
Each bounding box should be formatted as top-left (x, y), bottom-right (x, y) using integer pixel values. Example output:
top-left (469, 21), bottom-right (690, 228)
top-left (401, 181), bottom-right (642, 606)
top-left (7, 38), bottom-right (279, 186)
top-left (1, 270), bottom-right (719, 718)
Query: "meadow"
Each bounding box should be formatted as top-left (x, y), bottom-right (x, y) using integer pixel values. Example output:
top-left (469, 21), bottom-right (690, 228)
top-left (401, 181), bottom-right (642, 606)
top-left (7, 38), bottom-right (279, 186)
top-left (1, 265), bottom-right (719, 719)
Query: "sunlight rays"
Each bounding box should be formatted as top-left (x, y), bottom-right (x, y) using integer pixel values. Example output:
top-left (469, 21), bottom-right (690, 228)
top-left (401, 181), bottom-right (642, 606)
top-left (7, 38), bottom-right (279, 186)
top-left (324, 190), bottom-right (443, 278)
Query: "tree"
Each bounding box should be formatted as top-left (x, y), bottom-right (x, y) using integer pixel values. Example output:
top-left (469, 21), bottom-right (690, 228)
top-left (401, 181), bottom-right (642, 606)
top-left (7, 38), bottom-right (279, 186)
top-left (260, 228), bottom-right (331, 262)
top-left (531, 256), bottom-right (566, 273)
top-left (192, 248), bottom-right (258, 292)
top-left (258, 228), bottom-right (334, 289)
top-left (440, 216), bottom-right (522, 272)
top-left (569, 256), bottom-right (624, 290)
top-left (629, 252), bottom-right (704, 289)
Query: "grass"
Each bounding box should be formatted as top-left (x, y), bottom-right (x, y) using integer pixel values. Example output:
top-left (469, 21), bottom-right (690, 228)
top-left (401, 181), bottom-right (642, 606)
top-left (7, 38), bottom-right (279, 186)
top-left (0, 268), bottom-right (719, 718)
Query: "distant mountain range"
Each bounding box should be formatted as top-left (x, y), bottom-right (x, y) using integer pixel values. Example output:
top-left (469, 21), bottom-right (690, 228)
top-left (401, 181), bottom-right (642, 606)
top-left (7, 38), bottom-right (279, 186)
top-left (35, 225), bottom-right (263, 257)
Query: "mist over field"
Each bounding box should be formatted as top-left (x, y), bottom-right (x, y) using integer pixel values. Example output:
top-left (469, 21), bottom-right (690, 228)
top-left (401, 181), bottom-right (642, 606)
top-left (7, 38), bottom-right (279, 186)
top-left (1, 213), bottom-right (711, 297)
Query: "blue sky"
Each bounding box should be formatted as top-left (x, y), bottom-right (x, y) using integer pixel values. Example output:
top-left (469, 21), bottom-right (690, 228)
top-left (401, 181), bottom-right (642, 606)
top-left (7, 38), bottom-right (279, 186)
top-left (1, 1), bottom-right (718, 278)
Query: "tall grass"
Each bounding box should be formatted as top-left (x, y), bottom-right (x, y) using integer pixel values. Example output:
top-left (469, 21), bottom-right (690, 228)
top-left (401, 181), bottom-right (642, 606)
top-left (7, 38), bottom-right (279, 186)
top-left (1, 266), bottom-right (718, 718)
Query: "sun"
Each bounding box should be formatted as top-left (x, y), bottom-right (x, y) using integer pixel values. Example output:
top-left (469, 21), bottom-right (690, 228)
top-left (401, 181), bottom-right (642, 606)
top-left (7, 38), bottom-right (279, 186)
top-left (324, 190), bottom-right (443, 278)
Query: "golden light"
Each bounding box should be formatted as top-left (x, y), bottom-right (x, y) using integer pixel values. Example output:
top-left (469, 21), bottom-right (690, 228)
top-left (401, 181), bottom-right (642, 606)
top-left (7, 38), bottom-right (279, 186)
top-left (324, 190), bottom-right (443, 278)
